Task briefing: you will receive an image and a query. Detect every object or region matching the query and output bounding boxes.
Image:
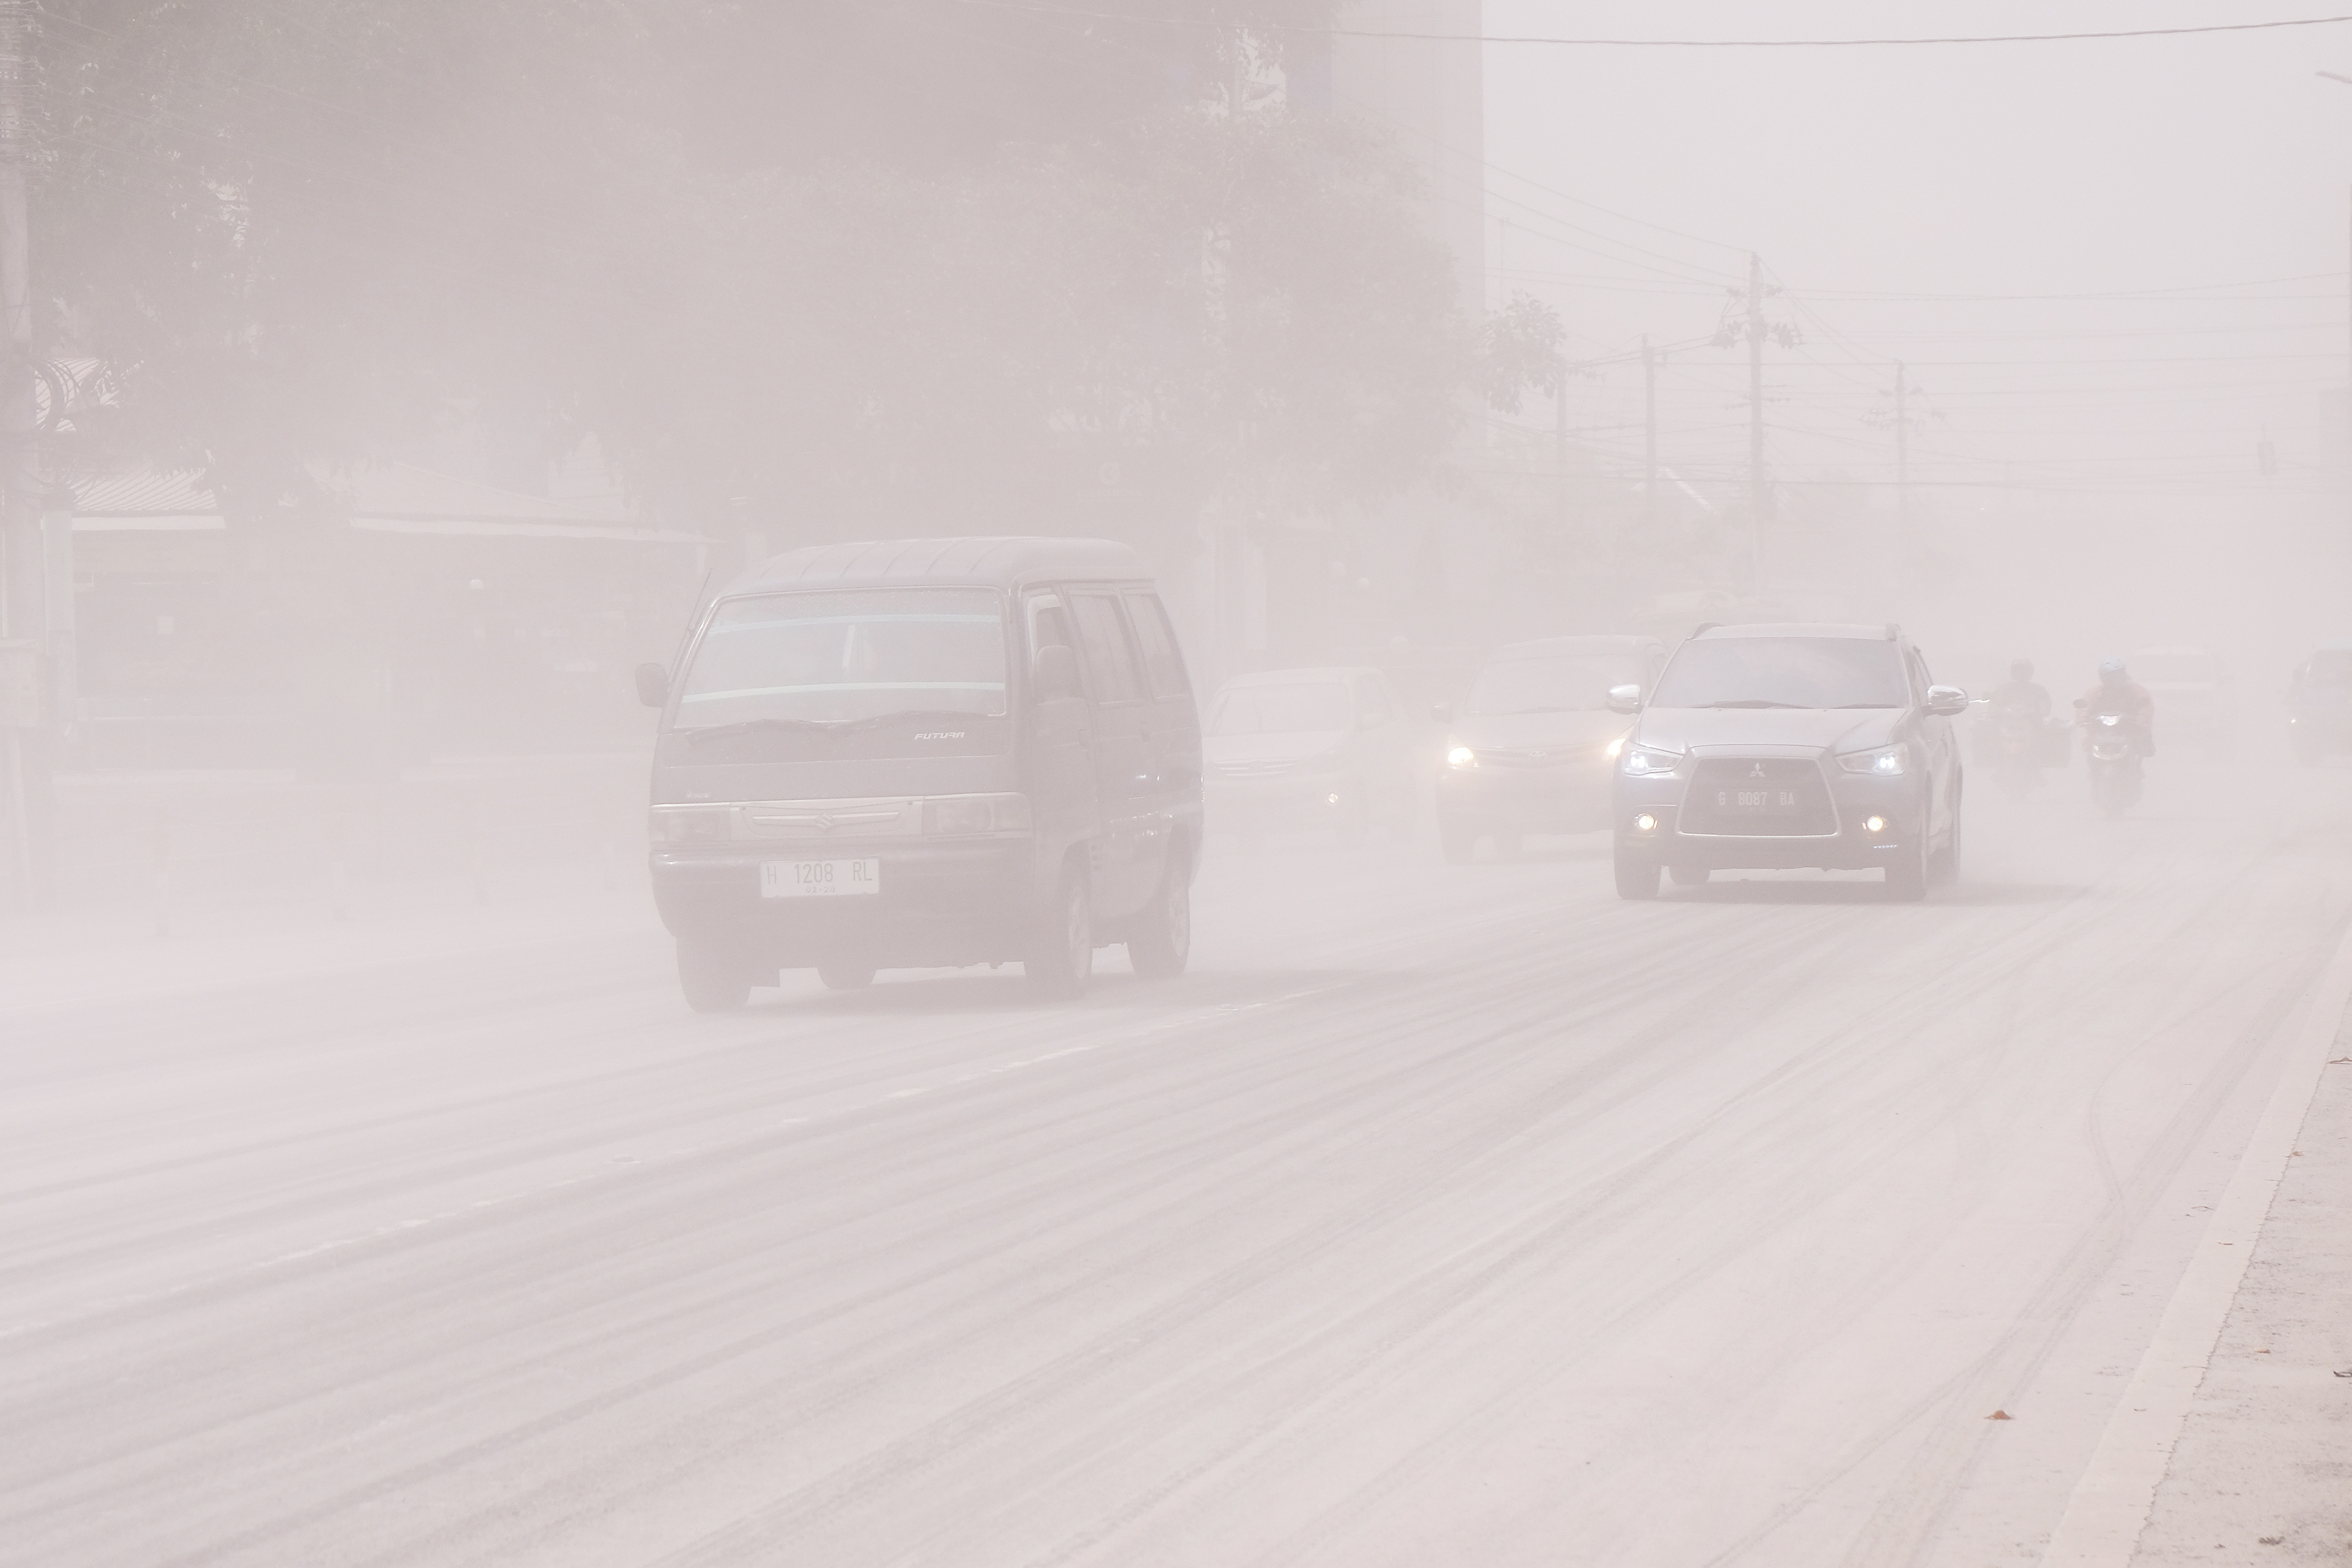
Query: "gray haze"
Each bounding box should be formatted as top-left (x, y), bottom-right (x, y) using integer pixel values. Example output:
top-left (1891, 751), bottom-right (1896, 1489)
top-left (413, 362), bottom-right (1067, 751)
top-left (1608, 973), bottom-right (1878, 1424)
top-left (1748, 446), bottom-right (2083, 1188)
top-left (3, 4), bottom-right (2350, 1566)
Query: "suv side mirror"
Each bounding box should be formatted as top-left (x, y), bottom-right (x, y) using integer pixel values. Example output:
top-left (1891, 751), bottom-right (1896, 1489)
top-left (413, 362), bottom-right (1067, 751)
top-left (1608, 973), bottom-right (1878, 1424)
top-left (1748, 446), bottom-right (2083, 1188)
top-left (634, 662), bottom-right (669, 708)
top-left (1430, 702), bottom-right (1452, 724)
top-left (1605, 683), bottom-right (1642, 715)
top-left (1925, 684), bottom-right (1970, 717)
top-left (1032, 643), bottom-right (1080, 699)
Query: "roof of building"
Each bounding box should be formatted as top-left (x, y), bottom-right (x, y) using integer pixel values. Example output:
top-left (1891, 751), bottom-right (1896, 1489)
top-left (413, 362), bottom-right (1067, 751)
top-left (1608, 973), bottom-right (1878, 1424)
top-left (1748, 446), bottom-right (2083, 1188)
top-left (734, 536), bottom-right (1149, 594)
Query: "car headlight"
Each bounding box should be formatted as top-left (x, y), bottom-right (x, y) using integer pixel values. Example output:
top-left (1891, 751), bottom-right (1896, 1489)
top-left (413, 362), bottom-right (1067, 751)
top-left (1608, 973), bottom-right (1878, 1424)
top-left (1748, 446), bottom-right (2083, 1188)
top-left (1621, 744), bottom-right (1683, 777)
top-left (1605, 735), bottom-right (1627, 760)
top-left (650, 805), bottom-right (732, 842)
top-left (1446, 743), bottom-right (1477, 769)
top-left (1837, 743), bottom-right (1909, 777)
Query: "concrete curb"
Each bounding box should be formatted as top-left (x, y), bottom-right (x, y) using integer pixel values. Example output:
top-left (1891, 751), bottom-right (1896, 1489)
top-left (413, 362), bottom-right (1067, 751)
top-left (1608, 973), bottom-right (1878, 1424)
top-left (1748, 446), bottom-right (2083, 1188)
top-left (2038, 921), bottom-right (2352, 1566)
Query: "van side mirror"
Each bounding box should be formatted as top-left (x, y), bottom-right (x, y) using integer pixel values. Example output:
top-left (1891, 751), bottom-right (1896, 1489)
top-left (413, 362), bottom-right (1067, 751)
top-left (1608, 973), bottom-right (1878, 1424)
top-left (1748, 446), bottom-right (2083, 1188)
top-left (1032, 643), bottom-right (1080, 699)
top-left (1606, 683), bottom-right (1642, 715)
top-left (1430, 702), bottom-right (1452, 724)
top-left (634, 662), bottom-right (669, 708)
top-left (1925, 684), bottom-right (1970, 717)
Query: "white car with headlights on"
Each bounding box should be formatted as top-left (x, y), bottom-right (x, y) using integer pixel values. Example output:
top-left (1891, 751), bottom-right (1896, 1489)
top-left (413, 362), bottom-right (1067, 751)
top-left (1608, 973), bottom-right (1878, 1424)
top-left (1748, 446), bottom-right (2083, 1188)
top-left (1609, 623), bottom-right (1967, 900)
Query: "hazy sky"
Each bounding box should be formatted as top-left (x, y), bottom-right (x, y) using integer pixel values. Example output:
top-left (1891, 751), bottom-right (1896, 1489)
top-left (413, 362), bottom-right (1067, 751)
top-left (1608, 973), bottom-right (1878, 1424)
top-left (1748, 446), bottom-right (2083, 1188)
top-left (1474, 1), bottom-right (2352, 519)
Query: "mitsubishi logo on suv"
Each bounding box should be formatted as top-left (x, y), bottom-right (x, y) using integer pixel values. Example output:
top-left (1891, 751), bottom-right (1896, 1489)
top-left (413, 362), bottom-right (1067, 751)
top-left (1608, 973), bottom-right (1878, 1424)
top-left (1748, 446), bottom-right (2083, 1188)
top-left (1747, 762), bottom-right (1768, 779)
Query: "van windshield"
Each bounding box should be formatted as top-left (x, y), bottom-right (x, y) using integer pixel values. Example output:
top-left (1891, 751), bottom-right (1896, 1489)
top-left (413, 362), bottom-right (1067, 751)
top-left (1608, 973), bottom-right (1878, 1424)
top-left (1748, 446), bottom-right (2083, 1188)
top-left (1650, 637), bottom-right (1908, 710)
top-left (1467, 654), bottom-right (1643, 715)
top-left (675, 588), bottom-right (1007, 729)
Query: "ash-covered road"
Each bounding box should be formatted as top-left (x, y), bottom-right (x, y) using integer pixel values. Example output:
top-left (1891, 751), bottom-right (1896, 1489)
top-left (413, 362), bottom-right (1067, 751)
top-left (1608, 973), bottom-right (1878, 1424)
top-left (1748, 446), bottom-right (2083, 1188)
top-left (5, 763), bottom-right (2348, 1567)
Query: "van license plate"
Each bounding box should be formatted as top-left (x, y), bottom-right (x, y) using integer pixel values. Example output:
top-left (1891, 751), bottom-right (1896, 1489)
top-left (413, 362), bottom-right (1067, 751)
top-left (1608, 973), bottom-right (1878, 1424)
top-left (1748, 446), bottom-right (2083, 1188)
top-left (760, 858), bottom-right (880, 898)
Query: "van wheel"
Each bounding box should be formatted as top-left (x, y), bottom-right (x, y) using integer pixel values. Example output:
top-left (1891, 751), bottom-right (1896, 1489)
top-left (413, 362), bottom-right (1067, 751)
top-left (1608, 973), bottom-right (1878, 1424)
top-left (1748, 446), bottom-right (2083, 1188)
top-left (1127, 849), bottom-right (1192, 980)
top-left (1025, 864), bottom-right (1093, 998)
top-left (818, 962), bottom-right (876, 991)
top-left (677, 939), bottom-right (752, 1013)
top-left (1614, 846), bottom-right (1660, 900)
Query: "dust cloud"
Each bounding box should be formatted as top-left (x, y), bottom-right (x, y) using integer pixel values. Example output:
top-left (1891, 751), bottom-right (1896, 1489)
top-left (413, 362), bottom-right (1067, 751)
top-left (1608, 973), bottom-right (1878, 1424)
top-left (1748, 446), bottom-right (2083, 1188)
top-left (4, 4), bottom-right (2351, 1566)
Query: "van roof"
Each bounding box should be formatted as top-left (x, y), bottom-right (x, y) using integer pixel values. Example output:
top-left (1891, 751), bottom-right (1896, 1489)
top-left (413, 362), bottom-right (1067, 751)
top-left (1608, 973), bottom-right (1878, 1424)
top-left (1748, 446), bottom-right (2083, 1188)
top-left (1692, 622), bottom-right (1895, 641)
top-left (1219, 666), bottom-right (1384, 687)
top-left (731, 536), bottom-right (1150, 595)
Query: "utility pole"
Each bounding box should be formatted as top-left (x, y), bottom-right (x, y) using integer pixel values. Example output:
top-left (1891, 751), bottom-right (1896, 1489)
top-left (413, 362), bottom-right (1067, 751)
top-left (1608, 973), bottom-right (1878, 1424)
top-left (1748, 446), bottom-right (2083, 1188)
top-left (0, 0), bottom-right (42, 909)
top-left (1642, 335), bottom-right (1658, 528)
top-left (1746, 251), bottom-right (1768, 583)
top-left (1894, 358), bottom-right (1911, 549)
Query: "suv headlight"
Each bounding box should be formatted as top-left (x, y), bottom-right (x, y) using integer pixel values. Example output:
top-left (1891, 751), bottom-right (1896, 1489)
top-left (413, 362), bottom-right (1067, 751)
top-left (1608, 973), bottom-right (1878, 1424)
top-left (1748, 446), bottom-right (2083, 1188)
top-left (1837, 743), bottom-right (1910, 777)
top-left (1445, 743), bottom-right (1477, 769)
top-left (650, 805), bottom-right (731, 842)
top-left (1621, 744), bottom-right (1683, 778)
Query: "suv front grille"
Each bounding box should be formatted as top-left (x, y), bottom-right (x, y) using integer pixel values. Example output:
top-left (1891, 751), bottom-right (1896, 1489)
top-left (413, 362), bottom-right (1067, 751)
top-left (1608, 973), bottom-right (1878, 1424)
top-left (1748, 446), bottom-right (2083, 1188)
top-left (1679, 758), bottom-right (1838, 836)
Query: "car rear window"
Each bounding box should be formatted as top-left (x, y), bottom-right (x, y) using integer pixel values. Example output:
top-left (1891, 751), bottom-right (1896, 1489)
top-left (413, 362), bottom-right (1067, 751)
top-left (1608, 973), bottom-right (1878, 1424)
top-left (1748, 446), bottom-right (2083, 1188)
top-left (1650, 637), bottom-right (1908, 710)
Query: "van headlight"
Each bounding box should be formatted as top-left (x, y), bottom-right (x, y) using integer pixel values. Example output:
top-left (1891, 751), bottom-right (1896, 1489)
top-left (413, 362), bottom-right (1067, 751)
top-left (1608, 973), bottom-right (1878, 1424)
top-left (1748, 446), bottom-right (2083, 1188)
top-left (1837, 744), bottom-right (1909, 777)
top-left (1446, 743), bottom-right (1477, 769)
top-left (1621, 745), bottom-right (1683, 778)
top-left (923, 794), bottom-right (1032, 834)
top-left (650, 805), bottom-right (732, 842)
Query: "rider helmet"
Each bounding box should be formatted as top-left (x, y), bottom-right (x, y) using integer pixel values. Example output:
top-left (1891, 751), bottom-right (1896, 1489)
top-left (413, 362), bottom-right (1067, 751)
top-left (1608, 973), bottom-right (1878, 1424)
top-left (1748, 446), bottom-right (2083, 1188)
top-left (2098, 656), bottom-right (2128, 686)
top-left (2010, 658), bottom-right (2034, 680)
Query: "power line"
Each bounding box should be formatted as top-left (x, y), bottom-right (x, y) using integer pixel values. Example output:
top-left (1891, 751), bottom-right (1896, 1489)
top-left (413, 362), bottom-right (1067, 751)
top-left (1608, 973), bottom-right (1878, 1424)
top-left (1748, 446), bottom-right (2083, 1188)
top-left (957, 3), bottom-right (2352, 48)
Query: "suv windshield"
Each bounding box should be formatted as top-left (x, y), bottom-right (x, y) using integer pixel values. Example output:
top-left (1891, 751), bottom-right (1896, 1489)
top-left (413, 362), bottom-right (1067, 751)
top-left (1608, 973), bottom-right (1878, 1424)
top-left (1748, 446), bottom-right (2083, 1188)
top-left (1468, 653), bottom-right (1643, 715)
top-left (1650, 637), bottom-right (1908, 710)
top-left (675, 587), bottom-right (1006, 729)
top-left (1212, 682), bottom-right (1351, 735)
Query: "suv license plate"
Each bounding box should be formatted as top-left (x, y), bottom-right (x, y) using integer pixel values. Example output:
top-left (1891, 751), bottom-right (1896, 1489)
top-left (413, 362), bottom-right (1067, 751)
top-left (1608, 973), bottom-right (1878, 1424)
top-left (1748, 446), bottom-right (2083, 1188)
top-left (760, 858), bottom-right (880, 898)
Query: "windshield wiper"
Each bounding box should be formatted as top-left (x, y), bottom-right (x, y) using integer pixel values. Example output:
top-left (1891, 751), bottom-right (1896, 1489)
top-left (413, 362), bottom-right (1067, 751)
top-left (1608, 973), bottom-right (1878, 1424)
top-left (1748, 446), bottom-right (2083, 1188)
top-left (1699, 699), bottom-right (1806, 709)
top-left (679, 708), bottom-right (993, 745)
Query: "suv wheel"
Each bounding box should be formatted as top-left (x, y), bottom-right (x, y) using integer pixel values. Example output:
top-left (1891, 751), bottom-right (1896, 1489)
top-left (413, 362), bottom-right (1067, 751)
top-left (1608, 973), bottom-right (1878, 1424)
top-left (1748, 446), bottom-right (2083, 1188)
top-left (677, 939), bottom-right (753, 1013)
top-left (1439, 816), bottom-right (1477, 864)
top-left (1127, 849), bottom-right (1192, 980)
top-left (1614, 844), bottom-right (1660, 900)
top-left (1668, 865), bottom-right (1710, 886)
top-left (1025, 863), bottom-right (1094, 998)
top-left (1883, 837), bottom-right (1929, 901)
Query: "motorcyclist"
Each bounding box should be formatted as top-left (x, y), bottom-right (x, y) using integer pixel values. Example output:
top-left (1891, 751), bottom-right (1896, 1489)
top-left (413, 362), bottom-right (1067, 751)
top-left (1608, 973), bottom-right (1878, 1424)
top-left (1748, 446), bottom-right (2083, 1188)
top-left (2075, 656), bottom-right (2155, 757)
top-left (1988, 658), bottom-right (2051, 720)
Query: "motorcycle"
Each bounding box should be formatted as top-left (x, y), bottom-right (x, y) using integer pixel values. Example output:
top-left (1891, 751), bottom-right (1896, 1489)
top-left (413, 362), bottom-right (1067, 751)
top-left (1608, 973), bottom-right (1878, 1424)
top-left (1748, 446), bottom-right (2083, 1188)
top-left (1988, 704), bottom-right (2045, 796)
top-left (2082, 706), bottom-right (2143, 817)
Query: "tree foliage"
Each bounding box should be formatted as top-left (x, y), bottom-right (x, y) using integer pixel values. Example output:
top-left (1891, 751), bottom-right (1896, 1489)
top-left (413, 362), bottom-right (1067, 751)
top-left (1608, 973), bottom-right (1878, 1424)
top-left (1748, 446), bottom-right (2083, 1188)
top-left (30, 0), bottom-right (1537, 547)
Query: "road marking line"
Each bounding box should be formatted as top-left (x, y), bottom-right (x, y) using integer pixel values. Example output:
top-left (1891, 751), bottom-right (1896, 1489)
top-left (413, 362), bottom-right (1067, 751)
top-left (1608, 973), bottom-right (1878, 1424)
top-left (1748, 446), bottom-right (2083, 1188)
top-left (2038, 920), bottom-right (2352, 1567)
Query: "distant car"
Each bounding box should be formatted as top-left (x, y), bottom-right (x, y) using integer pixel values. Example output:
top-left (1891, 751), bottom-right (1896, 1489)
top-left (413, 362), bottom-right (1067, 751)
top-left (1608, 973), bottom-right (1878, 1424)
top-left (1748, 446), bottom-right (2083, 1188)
top-left (1435, 634), bottom-right (1666, 862)
top-left (1611, 623), bottom-right (1968, 901)
top-left (1203, 667), bottom-right (1414, 838)
top-left (2288, 641), bottom-right (2352, 764)
top-left (2129, 646), bottom-right (2237, 757)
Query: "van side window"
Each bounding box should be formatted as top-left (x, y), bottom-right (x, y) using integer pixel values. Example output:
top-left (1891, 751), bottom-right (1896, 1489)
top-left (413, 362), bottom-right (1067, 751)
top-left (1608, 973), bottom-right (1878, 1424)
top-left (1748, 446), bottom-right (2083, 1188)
top-left (1354, 674), bottom-right (1390, 725)
top-left (1068, 592), bottom-right (1145, 705)
top-left (1026, 594), bottom-right (1073, 657)
top-left (1123, 592), bottom-right (1192, 699)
